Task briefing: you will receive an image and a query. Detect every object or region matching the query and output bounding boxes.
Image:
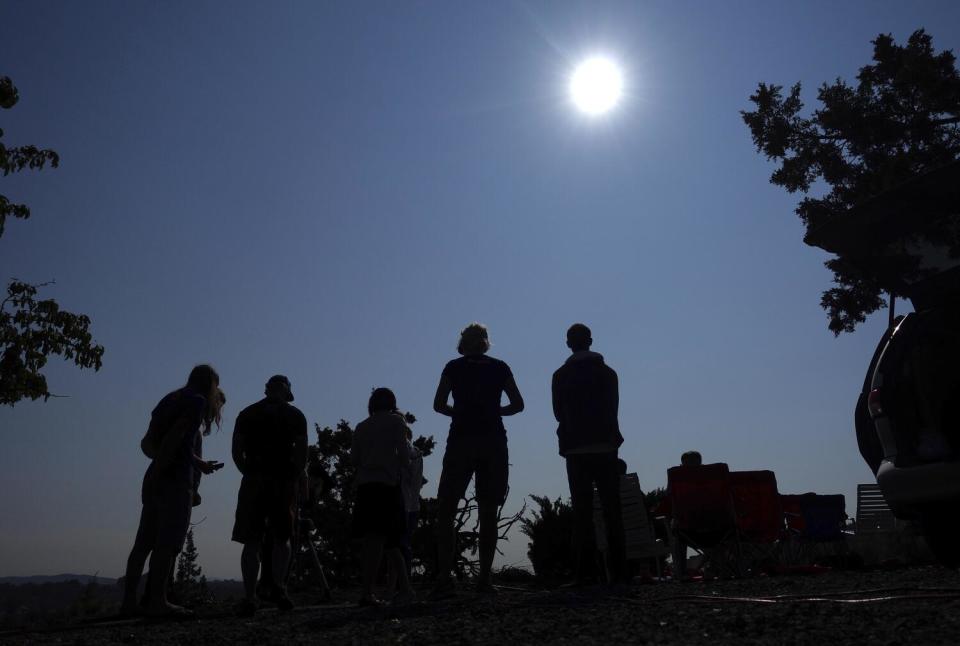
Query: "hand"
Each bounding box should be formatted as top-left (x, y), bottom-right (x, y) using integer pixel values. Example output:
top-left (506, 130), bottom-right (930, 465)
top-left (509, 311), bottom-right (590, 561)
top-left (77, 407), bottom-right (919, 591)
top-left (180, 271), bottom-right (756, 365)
top-left (197, 459), bottom-right (225, 475)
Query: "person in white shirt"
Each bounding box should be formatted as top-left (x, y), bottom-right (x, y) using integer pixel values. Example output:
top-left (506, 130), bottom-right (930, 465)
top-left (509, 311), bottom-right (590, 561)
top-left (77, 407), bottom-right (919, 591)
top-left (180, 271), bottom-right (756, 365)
top-left (351, 387), bottom-right (416, 606)
top-left (400, 427), bottom-right (424, 570)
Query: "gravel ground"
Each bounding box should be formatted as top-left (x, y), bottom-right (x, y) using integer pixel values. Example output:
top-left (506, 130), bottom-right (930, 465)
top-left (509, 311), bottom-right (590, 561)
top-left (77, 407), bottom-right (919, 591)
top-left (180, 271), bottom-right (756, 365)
top-left (6, 567), bottom-right (960, 645)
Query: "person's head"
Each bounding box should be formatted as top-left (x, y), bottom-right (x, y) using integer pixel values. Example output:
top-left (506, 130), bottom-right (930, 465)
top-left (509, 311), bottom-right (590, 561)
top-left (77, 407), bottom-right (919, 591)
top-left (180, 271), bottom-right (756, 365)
top-left (566, 323), bottom-right (592, 352)
top-left (265, 374), bottom-right (294, 403)
top-left (186, 364), bottom-right (220, 401)
top-left (368, 387), bottom-right (398, 415)
top-left (457, 323), bottom-right (490, 356)
top-left (616, 458), bottom-right (628, 475)
top-left (680, 451), bottom-right (702, 467)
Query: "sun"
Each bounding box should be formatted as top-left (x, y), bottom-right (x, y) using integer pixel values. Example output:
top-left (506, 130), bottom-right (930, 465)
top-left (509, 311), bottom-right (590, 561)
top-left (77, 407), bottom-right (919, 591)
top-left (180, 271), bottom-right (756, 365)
top-left (569, 57), bottom-right (624, 116)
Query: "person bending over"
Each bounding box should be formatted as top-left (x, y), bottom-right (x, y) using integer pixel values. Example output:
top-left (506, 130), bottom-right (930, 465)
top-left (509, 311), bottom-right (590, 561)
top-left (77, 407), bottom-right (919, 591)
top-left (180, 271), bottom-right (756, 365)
top-left (121, 365), bottom-right (224, 617)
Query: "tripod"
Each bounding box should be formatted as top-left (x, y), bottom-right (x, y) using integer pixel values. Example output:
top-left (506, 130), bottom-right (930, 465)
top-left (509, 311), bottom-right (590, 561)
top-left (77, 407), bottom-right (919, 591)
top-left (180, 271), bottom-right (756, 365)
top-left (285, 506), bottom-right (332, 601)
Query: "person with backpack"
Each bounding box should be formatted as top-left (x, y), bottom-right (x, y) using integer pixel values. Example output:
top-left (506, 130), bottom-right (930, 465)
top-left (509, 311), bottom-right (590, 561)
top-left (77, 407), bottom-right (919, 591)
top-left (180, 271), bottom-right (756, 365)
top-left (121, 365), bottom-right (225, 617)
top-left (552, 324), bottom-right (627, 585)
top-left (231, 375), bottom-right (308, 616)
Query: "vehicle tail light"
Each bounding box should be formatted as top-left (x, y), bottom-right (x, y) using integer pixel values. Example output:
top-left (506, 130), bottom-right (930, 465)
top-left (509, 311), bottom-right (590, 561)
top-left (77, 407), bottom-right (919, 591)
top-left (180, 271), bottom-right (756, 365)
top-left (867, 388), bottom-right (885, 418)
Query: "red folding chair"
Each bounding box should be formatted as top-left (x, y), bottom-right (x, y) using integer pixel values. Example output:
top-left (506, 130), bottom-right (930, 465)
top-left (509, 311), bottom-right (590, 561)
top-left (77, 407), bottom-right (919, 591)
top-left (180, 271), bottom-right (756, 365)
top-left (729, 470), bottom-right (783, 574)
top-left (667, 463), bottom-right (740, 578)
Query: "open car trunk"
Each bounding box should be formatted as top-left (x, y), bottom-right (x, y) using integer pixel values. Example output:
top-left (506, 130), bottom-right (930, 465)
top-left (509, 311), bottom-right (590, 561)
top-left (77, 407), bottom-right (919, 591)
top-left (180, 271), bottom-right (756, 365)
top-left (804, 160), bottom-right (960, 311)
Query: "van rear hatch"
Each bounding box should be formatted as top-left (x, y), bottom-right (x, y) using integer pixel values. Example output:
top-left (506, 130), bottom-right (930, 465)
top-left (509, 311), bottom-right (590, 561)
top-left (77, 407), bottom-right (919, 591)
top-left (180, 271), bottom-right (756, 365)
top-left (804, 161), bottom-right (960, 310)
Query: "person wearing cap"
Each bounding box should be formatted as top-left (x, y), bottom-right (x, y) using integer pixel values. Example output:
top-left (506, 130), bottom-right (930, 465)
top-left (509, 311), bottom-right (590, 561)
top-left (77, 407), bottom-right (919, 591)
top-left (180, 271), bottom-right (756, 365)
top-left (231, 375), bottom-right (308, 616)
top-left (430, 323), bottom-right (524, 597)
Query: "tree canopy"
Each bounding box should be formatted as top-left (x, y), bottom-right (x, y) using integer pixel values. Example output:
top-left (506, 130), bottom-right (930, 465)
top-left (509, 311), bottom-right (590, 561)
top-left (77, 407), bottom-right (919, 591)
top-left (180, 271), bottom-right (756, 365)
top-left (1, 75), bottom-right (103, 404)
top-left (742, 30), bottom-right (960, 334)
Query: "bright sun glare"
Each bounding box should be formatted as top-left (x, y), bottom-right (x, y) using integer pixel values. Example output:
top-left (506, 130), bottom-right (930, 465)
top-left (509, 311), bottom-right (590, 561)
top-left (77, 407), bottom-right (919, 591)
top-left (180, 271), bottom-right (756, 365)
top-left (569, 57), bottom-right (624, 116)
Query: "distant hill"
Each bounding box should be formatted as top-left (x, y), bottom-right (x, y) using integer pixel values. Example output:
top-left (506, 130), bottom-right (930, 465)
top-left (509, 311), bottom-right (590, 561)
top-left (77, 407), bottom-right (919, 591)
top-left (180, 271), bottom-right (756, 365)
top-left (0, 575), bottom-right (116, 586)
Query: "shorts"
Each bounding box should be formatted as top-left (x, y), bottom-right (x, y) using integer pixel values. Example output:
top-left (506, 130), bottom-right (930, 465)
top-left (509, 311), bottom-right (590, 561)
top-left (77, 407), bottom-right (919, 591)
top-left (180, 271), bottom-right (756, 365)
top-left (136, 474), bottom-right (192, 553)
top-left (352, 482), bottom-right (406, 548)
top-left (231, 474), bottom-right (297, 544)
top-left (437, 434), bottom-right (509, 508)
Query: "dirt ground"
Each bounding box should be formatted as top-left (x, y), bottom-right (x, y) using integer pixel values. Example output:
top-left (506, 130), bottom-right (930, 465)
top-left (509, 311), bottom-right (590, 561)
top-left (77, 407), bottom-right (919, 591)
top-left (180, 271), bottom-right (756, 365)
top-left (5, 567), bottom-right (960, 645)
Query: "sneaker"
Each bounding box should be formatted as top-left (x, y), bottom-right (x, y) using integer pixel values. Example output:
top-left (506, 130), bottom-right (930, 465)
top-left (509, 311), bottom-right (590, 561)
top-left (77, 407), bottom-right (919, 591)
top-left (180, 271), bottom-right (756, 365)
top-left (391, 589), bottom-right (418, 606)
top-left (358, 595), bottom-right (385, 607)
top-left (236, 598), bottom-right (258, 618)
top-left (427, 576), bottom-right (457, 601)
top-left (256, 581), bottom-right (277, 603)
top-left (272, 590), bottom-right (294, 612)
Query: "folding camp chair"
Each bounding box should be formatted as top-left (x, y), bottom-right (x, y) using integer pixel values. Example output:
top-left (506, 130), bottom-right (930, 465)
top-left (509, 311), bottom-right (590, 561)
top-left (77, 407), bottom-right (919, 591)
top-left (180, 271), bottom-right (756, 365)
top-left (595, 473), bottom-right (670, 579)
top-left (780, 493), bottom-right (848, 565)
top-left (729, 470), bottom-right (783, 574)
top-left (666, 463), bottom-right (741, 578)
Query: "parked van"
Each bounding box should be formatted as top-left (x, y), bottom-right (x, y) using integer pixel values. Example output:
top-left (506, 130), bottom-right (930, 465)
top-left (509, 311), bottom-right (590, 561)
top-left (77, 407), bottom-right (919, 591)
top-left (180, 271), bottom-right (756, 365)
top-left (806, 161), bottom-right (960, 566)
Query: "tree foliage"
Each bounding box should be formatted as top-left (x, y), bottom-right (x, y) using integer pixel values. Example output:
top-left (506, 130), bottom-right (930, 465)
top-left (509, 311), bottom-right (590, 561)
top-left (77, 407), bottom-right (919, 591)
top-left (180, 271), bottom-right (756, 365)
top-left (0, 75), bottom-right (103, 404)
top-left (742, 30), bottom-right (960, 334)
top-left (172, 528), bottom-right (210, 605)
top-left (519, 495), bottom-right (576, 583)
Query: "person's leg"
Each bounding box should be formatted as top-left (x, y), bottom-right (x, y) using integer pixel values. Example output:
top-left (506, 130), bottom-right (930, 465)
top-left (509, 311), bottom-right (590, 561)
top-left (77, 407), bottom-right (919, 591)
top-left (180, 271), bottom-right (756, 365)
top-left (271, 537), bottom-right (292, 591)
top-left (474, 437), bottom-right (509, 588)
top-left (258, 530), bottom-right (274, 594)
top-left (477, 503), bottom-right (498, 585)
top-left (404, 511), bottom-right (418, 576)
top-left (594, 454), bottom-right (627, 583)
top-left (433, 442), bottom-right (473, 586)
top-left (143, 548), bottom-right (179, 614)
top-left (386, 547), bottom-right (414, 601)
top-left (360, 534), bottom-right (386, 601)
top-left (566, 455), bottom-right (598, 583)
top-left (121, 543), bottom-right (151, 612)
top-left (241, 542), bottom-right (261, 602)
top-left (122, 503), bottom-right (158, 613)
top-left (673, 534), bottom-right (688, 580)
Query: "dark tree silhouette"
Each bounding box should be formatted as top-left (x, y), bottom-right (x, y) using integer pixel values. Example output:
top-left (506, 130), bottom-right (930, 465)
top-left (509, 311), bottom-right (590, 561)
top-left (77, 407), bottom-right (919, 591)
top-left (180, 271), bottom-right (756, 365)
top-left (172, 528), bottom-right (209, 604)
top-left (520, 495), bottom-right (576, 583)
top-left (1, 75), bottom-right (103, 404)
top-left (742, 30), bottom-right (960, 334)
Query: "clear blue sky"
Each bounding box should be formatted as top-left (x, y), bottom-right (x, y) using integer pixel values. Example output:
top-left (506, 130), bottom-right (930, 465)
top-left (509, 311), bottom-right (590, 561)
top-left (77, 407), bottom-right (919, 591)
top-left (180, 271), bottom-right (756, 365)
top-left (2, 1), bottom-right (959, 579)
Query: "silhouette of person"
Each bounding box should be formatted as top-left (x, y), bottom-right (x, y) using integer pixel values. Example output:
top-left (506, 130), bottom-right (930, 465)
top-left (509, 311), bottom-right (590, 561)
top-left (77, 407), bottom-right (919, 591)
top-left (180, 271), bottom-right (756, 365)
top-left (552, 323), bottom-right (627, 585)
top-left (231, 375), bottom-right (308, 616)
top-left (669, 450), bottom-right (702, 579)
top-left (142, 387), bottom-right (226, 609)
top-left (399, 426), bottom-right (424, 574)
top-left (431, 323), bottom-right (524, 597)
top-left (121, 365), bottom-right (225, 617)
top-left (351, 388), bottom-right (416, 606)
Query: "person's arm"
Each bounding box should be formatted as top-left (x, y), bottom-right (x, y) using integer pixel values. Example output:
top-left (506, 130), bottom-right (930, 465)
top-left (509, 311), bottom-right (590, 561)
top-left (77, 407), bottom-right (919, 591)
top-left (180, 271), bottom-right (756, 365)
top-left (156, 416), bottom-right (193, 470)
top-left (500, 374), bottom-right (524, 416)
top-left (351, 425), bottom-right (362, 467)
top-left (433, 374), bottom-right (454, 417)
top-left (292, 412), bottom-right (309, 477)
top-left (232, 415), bottom-right (247, 474)
top-left (551, 371), bottom-right (562, 423)
top-left (609, 368), bottom-right (620, 422)
top-left (397, 422), bottom-right (411, 470)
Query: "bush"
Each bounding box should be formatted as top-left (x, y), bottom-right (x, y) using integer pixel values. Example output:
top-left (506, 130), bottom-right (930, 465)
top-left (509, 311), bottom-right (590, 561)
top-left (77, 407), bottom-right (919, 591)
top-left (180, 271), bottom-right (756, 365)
top-left (520, 495), bottom-right (576, 583)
